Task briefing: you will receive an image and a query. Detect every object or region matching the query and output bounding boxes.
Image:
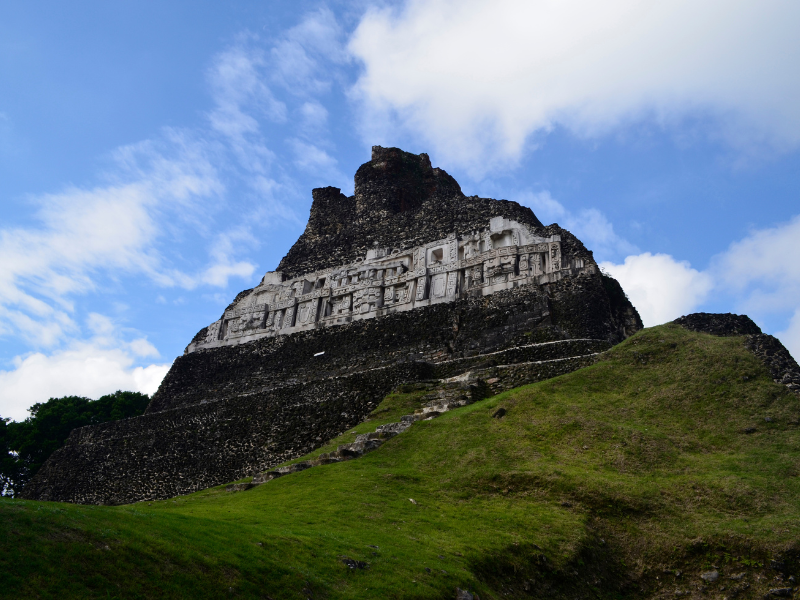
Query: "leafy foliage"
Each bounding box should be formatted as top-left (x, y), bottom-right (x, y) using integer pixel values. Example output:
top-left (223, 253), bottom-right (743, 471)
top-left (1, 391), bottom-right (149, 496)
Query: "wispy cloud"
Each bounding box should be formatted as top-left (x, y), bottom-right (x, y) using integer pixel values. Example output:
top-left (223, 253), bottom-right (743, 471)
top-left (207, 42), bottom-right (287, 142)
top-left (199, 229), bottom-right (258, 288)
top-left (518, 190), bottom-right (637, 260)
top-left (297, 101), bottom-right (329, 137)
top-left (203, 22), bottom-right (350, 223)
top-left (710, 215), bottom-right (800, 314)
top-left (271, 7), bottom-right (350, 94)
top-left (0, 130), bottom-right (241, 348)
top-left (776, 310), bottom-right (800, 362)
top-left (349, 0), bottom-right (800, 173)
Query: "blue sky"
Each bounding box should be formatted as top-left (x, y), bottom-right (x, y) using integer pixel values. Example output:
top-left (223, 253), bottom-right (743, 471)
top-left (1, 0), bottom-right (799, 420)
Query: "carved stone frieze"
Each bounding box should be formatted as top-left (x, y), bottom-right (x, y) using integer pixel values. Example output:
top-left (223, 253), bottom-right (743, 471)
top-left (187, 216), bottom-right (596, 353)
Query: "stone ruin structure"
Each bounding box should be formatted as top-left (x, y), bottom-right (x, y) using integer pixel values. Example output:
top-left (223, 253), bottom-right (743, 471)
top-left (23, 147), bottom-right (643, 505)
top-left (673, 313), bottom-right (800, 394)
top-left (189, 218), bottom-right (581, 353)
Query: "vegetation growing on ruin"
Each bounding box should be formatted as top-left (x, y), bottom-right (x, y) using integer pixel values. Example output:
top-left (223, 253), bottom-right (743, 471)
top-left (1, 325), bottom-right (799, 599)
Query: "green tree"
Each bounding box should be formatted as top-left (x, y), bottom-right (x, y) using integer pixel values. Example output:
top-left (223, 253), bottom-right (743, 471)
top-left (0, 418), bottom-right (26, 496)
top-left (1, 391), bottom-right (150, 497)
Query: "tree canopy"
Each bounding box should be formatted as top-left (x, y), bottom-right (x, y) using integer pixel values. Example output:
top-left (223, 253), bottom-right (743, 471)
top-left (0, 391), bottom-right (150, 497)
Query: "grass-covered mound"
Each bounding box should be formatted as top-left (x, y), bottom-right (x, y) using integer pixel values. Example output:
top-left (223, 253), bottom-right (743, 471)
top-left (1, 324), bottom-right (798, 599)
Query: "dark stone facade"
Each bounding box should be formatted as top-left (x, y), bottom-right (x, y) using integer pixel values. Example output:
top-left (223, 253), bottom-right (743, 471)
top-left (22, 147), bottom-right (643, 505)
top-left (673, 312), bottom-right (763, 337)
top-left (744, 334), bottom-right (800, 393)
top-left (277, 146), bottom-right (546, 280)
top-left (23, 362), bottom-right (434, 505)
top-left (150, 273), bottom-right (637, 415)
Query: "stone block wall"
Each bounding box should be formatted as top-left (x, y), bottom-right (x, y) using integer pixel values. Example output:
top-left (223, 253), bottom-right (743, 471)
top-left (149, 275), bottom-right (631, 414)
top-left (22, 362), bottom-right (434, 505)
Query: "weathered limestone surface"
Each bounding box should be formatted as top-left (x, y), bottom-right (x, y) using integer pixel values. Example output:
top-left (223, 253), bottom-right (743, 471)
top-left (673, 312), bottom-right (762, 337)
top-left (277, 146), bottom-right (542, 280)
top-left (188, 218), bottom-right (575, 354)
top-left (22, 147), bottom-right (643, 505)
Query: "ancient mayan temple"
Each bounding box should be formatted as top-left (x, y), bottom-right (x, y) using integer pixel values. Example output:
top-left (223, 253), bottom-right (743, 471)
top-left (23, 147), bottom-right (643, 505)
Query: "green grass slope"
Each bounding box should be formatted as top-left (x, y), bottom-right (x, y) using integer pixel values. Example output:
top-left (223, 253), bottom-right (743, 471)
top-left (2, 324), bottom-right (799, 599)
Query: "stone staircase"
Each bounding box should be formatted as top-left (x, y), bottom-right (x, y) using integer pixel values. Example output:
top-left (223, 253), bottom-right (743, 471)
top-left (227, 351), bottom-right (602, 492)
top-left (227, 377), bottom-right (488, 491)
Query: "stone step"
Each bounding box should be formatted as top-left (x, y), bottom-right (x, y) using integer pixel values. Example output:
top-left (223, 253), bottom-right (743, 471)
top-left (239, 352), bottom-right (601, 492)
top-left (354, 431), bottom-right (395, 443)
top-left (375, 422), bottom-right (412, 435)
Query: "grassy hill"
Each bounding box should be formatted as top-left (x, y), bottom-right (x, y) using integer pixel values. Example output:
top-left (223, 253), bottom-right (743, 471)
top-left (2, 323), bottom-right (799, 599)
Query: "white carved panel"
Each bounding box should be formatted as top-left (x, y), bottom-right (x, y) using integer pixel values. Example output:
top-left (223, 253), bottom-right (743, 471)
top-left (188, 220), bottom-right (577, 351)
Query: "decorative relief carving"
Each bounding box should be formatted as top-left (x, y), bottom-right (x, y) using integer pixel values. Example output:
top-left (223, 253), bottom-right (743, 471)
top-left (188, 219), bottom-right (586, 352)
top-left (431, 274), bottom-right (446, 298)
top-left (465, 265), bottom-right (483, 289)
top-left (415, 276), bottom-right (427, 301)
top-left (401, 281), bottom-right (414, 303)
top-left (413, 248), bottom-right (424, 270)
top-left (297, 301), bottom-right (315, 325)
top-left (519, 253), bottom-right (530, 274)
top-left (550, 243), bottom-right (561, 272)
top-left (332, 294), bottom-right (351, 317)
top-left (241, 310), bottom-right (263, 331)
top-left (206, 321), bottom-right (220, 343)
top-left (283, 305), bottom-right (296, 329)
top-left (446, 271), bottom-right (458, 297)
top-left (353, 287), bottom-right (381, 315)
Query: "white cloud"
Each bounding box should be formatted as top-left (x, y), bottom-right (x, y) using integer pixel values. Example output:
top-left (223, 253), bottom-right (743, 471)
top-left (0, 313), bottom-right (170, 421)
top-left (600, 253), bottom-right (713, 327)
top-left (297, 101), bottom-right (329, 137)
top-left (601, 215), bottom-right (800, 358)
top-left (0, 345), bottom-right (170, 422)
top-left (204, 36), bottom-right (318, 224)
top-left (776, 309), bottom-right (800, 363)
top-left (711, 215), bottom-right (800, 314)
top-left (87, 312), bottom-right (117, 337)
top-left (518, 190), bottom-right (636, 260)
top-left (199, 229), bottom-right (258, 288)
top-left (289, 138), bottom-right (343, 181)
top-left (349, 0), bottom-right (800, 172)
top-left (128, 338), bottom-right (160, 359)
top-left (207, 42), bottom-right (286, 142)
top-left (0, 307), bottom-right (73, 348)
top-left (0, 131), bottom-right (260, 349)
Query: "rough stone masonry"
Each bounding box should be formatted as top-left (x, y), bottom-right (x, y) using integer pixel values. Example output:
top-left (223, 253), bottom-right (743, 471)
top-left (23, 147), bottom-right (643, 505)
